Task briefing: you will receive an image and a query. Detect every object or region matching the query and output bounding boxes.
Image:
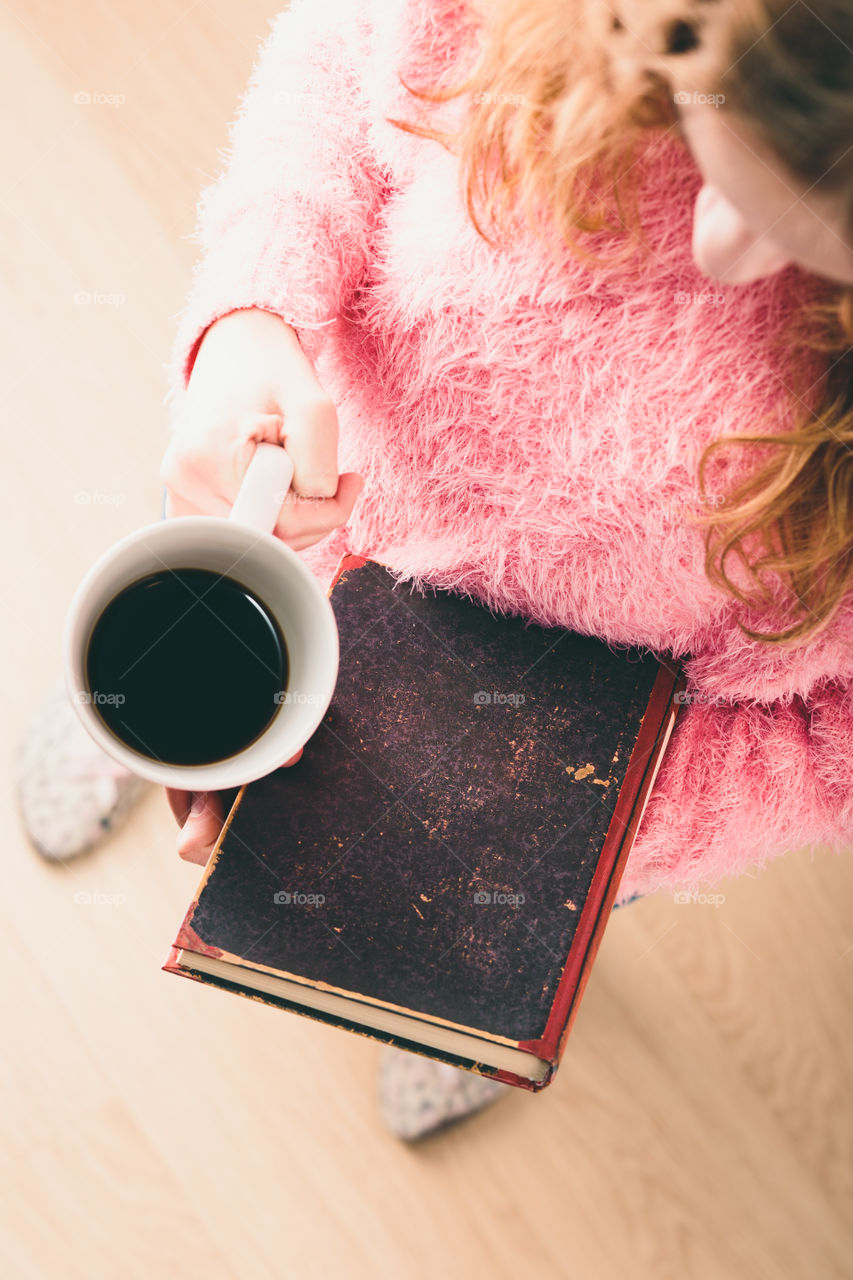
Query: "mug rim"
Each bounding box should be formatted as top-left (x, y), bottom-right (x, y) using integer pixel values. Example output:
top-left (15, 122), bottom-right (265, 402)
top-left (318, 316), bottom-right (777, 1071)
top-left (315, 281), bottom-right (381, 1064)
top-left (62, 516), bottom-right (339, 789)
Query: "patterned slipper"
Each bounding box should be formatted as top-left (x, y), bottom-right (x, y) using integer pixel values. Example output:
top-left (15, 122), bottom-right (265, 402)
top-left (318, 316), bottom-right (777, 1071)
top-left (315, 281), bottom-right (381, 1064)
top-left (378, 1043), bottom-right (510, 1140)
top-left (15, 677), bottom-right (148, 861)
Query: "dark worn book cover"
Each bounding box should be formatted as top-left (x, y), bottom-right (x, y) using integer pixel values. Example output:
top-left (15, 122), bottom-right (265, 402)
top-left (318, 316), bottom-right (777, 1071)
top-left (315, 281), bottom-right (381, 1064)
top-left (165, 554), bottom-right (685, 1089)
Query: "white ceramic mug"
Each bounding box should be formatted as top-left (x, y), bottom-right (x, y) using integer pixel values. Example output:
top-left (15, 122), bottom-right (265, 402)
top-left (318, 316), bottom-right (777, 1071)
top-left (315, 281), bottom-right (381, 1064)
top-left (63, 443), bottom-right (339, 790)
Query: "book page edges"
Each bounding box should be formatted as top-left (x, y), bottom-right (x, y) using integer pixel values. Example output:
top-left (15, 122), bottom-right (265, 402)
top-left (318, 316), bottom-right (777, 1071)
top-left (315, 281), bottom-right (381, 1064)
top-left (170, 948), bottom-right (550, 1085)
top-left (168, 935), bottom-right (526, 1048)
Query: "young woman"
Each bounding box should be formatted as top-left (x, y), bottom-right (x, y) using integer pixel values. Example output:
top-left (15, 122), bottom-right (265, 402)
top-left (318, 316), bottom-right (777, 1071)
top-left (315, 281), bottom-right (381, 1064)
top-left (19, 0), bottom-right (853, 1138)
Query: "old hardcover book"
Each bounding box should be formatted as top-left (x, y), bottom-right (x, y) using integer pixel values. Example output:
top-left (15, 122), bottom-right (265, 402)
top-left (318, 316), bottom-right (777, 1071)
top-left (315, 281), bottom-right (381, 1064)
top-left (164, 554), bottom-right (685, 1091)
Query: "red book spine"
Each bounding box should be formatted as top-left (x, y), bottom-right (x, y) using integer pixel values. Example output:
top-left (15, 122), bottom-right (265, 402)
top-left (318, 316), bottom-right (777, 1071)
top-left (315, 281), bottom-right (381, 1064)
top-left (516, 660), bottom-right (685, 1083)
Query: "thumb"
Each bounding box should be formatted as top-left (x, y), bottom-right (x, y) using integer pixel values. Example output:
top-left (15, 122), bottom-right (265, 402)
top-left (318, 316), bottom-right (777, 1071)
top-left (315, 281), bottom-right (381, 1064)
top-left (176, 792), bottom-right (223, 865)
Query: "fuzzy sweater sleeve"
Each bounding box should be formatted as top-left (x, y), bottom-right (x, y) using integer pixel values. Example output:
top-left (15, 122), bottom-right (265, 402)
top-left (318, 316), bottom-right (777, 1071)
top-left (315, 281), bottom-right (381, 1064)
top-left (616, 674), bottom-right (853, 903)
top-left (165, 0), bottom-right (384, 413)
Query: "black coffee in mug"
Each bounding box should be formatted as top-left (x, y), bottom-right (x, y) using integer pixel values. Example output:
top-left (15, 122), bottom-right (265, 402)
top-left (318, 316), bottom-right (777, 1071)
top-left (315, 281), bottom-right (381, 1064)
top-left (85, 568), bottom-right (288, 766)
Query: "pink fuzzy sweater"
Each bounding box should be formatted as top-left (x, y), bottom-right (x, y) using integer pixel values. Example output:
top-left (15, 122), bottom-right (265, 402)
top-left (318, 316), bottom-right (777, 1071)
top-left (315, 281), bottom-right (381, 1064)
top-left (167, 0), bottom-right (853, 904)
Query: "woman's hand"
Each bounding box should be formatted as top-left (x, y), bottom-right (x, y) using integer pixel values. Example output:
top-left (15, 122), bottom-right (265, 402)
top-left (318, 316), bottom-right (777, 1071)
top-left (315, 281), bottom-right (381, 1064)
top-left (166, 748), bottom-right (304, 865)
top-left (160, 307), bottom-right (365, 547)
top-left (161, 308), bottom-right (361, 862)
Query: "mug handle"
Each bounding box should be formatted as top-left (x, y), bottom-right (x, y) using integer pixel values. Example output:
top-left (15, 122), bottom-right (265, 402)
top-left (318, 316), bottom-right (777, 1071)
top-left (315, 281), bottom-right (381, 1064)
top-left (229, 442), bottom-right (295, 534)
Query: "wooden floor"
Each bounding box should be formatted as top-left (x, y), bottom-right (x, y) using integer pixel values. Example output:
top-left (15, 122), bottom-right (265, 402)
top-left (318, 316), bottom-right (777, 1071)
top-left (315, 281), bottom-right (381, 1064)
top-left (0, 2), bottom-right (851, 1277)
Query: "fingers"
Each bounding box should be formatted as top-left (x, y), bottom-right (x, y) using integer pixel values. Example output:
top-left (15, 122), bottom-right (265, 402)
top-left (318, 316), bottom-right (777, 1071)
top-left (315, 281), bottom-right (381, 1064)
top-left (167, 749), bottom-right (302, 865)
top-left (160, 413), bottom-right (284, 517)
top-left (280, 394), bottom-right (340, 498)
top-left (165, 789), bottom-right (224, 866)
top-left (177, 794), bottom-right (223, 865)
top-left (271, 470), bottom-right (365, 548)
top-left (158, 306), bottom-right (361, 538)
top-left (165, 787), bottom-right (192, 826)
top-left (160, 408), bottom-right (363, 546)
top-left (165, 470), bottom-right (365, 549)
